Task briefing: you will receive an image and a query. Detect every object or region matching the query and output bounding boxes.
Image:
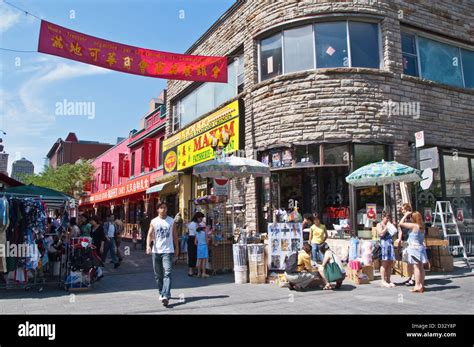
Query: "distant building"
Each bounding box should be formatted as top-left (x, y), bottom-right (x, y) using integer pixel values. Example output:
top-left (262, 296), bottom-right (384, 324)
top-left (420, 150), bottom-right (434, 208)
top-left (46, 132), bottom-right (113, 168)
top-left (0, 153), bottom-right (8, 174)
top-left (11, 157), bottom-right (34, 182)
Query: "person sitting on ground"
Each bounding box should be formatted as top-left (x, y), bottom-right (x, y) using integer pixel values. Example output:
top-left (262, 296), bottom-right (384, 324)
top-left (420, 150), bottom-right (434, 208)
top-left (284, 242), bottom-right (321, 292)
top-left (317, 242), bottom-right (345, 290)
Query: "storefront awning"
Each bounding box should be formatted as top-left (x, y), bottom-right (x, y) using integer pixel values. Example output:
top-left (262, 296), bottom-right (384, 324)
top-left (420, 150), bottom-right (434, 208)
top-left (153, 172), bottom-right (181, 184)
top-left (146, 181), bottom-right (174, 195)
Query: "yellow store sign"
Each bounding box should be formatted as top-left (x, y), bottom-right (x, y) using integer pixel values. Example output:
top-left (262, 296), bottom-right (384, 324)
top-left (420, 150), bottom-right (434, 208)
top-left (163, 100), bottom-right (242, 172)
top-left (177, 117), bottom-right (239, 170)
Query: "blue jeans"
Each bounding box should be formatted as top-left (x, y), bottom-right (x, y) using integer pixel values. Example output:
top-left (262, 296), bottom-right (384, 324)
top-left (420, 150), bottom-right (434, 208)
top-left (152, 253), bottom-right (173, 299)
top-left (311, 243), bottom-right (323, 263)
top-left (102, 238), bottom-right (118, 264)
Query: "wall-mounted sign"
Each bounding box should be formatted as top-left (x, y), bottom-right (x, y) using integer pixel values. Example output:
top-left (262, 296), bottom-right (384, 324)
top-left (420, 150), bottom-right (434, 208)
top-left (162, 100), bottom-right (242, 172)
top-left (213, 178), bottom-right (229, 196)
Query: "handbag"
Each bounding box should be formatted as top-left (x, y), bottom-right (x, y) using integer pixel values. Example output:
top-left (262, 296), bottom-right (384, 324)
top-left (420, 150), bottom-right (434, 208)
top-left (324, 255), bottom-right (344, 282)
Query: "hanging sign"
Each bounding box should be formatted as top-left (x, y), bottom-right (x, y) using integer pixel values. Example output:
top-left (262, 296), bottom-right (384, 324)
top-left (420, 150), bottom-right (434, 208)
top-left (38, 20), bottom-right (228, 83)
top-left (118, 153), bottom-right (130, 178)
top-left (144, 139), bottom-right (157, 168)
top-left (101, 162), bottom-right (112, 184)
top-left (213, 178), bottom-right (229, 196)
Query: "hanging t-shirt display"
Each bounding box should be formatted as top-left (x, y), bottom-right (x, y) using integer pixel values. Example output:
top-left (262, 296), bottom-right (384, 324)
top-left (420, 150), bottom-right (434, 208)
top-left (267, 222), bottom-right (303, 270)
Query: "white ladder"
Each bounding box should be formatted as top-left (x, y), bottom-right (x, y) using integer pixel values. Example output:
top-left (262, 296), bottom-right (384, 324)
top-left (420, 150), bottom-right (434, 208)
top-left (432, 201), bottom-right (472, 268)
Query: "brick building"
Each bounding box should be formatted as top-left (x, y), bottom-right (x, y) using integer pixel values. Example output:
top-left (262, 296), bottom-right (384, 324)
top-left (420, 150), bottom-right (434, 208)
top-left (46, 132), bottom-right (113, 168)
top-left (163, 0), bottom-right (474, 232)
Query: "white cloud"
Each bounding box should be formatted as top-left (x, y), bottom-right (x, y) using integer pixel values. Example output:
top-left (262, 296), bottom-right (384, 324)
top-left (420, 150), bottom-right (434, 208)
top-left (0, 4), bottom-right (21, 33)
top-left (1, 58), bottom-right (112, 173)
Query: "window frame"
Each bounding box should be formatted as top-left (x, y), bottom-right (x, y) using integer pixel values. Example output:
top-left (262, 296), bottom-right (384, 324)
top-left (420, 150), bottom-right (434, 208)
top-left (258, 19), bottom-right (383, 83)
top-left (401, 28), bottom-right (474, 89)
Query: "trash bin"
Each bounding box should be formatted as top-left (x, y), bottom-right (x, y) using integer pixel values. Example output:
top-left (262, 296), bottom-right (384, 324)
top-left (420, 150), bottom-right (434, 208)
top-left (248, 244), bottom-right (266, 284)
top-left (233, 244), bottom-right (248, 284)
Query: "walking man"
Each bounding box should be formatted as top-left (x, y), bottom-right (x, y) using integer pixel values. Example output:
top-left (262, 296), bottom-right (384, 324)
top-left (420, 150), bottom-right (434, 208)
top-left (146, 202), bottom-right (179, 306)
top-left (103, 216), bottom-right (120, 269)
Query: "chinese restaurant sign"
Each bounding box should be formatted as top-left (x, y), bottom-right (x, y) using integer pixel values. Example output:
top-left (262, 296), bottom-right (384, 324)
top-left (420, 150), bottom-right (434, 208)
top-left (144, 139), bottom-right (157, 168)
top-left (101, 162), bottom-right (112, 184)
top-left (38, 20), bottom-right (228, 83)
top-left (162, 100), bottom-right (241, 173)
top-left (85, 171), bottom-right (163, 204)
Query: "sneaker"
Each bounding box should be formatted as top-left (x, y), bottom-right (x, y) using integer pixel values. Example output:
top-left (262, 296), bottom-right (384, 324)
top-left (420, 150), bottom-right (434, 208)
top-left (159, 295), bottom-right (164, 302)
top-left (114, 263), bottom-right (120, 269)
top-left (162, 297), bottom-right (169, 306)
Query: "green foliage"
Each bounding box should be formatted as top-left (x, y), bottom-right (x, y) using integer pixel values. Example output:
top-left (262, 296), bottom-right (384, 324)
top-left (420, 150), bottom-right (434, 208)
top-left (22, 161), bottom-right (95, 198)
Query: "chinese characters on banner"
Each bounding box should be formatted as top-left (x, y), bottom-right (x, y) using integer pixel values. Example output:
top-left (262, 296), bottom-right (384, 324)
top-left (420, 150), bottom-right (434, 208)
top-left (101, 162), bottom-right (112, 184)
top-left (118, 153), bottom-right (130, 178)
top-left (37, 20), bottom-right (228, 83)
top-left (144, 139), bottom-right (156, 168)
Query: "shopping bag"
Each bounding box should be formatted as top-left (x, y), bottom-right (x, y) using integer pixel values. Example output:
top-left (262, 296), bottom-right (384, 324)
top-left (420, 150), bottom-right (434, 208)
top-left (324, 255), bottom-right (344, 282)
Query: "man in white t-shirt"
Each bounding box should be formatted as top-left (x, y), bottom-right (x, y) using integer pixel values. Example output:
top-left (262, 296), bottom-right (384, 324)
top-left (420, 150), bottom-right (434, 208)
top-left (146, 202), bottom-right (179, 306)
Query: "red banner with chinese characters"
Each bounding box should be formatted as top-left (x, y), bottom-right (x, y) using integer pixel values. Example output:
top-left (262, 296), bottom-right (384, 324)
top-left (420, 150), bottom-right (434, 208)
top-left (144, 139), bottom-right (157, 168)
top-left (101, 162), bottom-right (112, 184)
top-left (118, 153), bottom-right (130, 178)
top-left (37, 20), bottom-right (228, 83)
top-left (83, 180), bottom-right (92, 192)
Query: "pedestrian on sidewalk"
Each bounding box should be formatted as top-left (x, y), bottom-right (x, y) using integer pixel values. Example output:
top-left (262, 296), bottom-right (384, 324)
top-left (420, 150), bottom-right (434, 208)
top-left (195, 221), bottom-right (209, 278)
top-left (146, 202), bottom-right (179, 306)
top-left (114, 216), bottom-right (124, 262)
top-left (132, 226), bottom-right (139, 250)
top-left (90, 216), bottom-right (106, 280)
top-left (187, 212), bottom-right (204, 276)
top-left (399, 211), bottom-right (428, 293)
top-left (376, 212), bottom-right (396, 288)
top-left (140, 213), bottom-right (151, 250)
top-left (103, 216), bottom-right (120, 269)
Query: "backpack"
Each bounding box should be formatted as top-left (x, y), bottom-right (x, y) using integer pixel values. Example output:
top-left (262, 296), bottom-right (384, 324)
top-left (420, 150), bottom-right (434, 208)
top-left (284, 252), bottom-right (299, 273)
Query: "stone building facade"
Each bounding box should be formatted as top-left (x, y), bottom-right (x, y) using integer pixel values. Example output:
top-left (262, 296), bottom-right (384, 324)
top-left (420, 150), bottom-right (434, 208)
top-left (165, 0), bottom-right (474, 232)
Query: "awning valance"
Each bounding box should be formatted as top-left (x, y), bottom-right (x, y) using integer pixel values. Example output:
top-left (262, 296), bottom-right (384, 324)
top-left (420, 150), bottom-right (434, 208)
top-left (146, 181), bottom-right (174, 195)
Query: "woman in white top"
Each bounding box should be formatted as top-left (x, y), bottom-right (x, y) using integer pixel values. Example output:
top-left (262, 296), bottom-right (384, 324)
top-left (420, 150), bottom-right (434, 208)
top-left (187, 212), bottom-right (204, 276)
top-left (68, 217), bottom-right (80, 241)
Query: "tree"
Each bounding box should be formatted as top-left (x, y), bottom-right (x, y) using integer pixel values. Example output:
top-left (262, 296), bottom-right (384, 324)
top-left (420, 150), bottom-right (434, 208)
top-left (22, 160), bottom-right (95, 198)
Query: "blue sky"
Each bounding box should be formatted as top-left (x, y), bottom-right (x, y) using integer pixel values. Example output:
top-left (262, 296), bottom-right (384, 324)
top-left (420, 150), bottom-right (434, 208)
top-left (0, 0), bottom-right (235, 174)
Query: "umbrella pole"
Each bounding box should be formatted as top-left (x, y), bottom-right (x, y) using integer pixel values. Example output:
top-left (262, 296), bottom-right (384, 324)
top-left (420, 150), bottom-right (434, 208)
top-left (231, 179), bottom-right (235, 234)
top-left (383, 184), bottom-right (387, 214)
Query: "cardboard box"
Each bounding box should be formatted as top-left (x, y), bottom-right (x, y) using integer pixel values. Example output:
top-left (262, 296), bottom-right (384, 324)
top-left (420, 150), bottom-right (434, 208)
top-left (429, 246), bottom-right (450, 257)
top-left (393, 260), bottom-right (413, 277)
top-left (427, 227), bottom-right (442, 239)
top-left (346, 267), bottom-right (370, 285)
top-left (431, 255), bottom-right (454, 272)
top-left (361, 265), bottom-right (374, 281)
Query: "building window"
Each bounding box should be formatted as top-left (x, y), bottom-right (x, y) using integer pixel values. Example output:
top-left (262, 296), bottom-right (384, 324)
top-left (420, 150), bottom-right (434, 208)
top-left (237, 55), bottom-right (245, 93)
top-left (401, 32), bottom-right (418, 76)
top-left (283, 25), bottom-right (314, 74)
top-left (418, 37), bottom-right (463, 88)
top-left (323, 144), bottom-right (349, 165)
top-left (443, 154), bottom-right (472, 221)
top-left (131, 152), bottom-right (135, 177)
top-left (354, 144), bottom-right (386, 169)
top-left (141, 147), bottom-right (145, 173)
top-left (348, 22), bottom-right (380, 68)
top-left (172, 55), bottom-right (242, 131)
top-left (260, 33), bottom-right (283, 81)
top-left (461, 49), bottom-right (474, 88)
top-left (259, 21), bottom-right (380, 81)
top-left (315, 22), bottom-right (348, 68)
top-left (158, 137), bottom-right (164, 167)
top-left (401, 31), bottom-right (473, 89)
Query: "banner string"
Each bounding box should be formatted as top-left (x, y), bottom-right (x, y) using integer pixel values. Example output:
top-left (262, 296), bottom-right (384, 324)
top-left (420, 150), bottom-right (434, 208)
top-left (1, 0), bottom-right (241, 59)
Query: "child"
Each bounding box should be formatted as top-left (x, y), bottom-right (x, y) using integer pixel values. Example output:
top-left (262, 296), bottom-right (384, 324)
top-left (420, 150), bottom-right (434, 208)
top-left (132, 227), bottom-right (139, 250)
top-left (195, 224), bottom-right (209, 278)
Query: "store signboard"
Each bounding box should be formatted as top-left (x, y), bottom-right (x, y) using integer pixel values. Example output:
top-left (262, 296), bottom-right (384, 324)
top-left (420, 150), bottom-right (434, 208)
top-left (162, 100), bottom-right (241, 173)
top-left (267, 223), bottom-right (303, 270)
top-left (85, 171), bottom-right (163, 204)
top-left (195, 178), bottom-right (208, 197)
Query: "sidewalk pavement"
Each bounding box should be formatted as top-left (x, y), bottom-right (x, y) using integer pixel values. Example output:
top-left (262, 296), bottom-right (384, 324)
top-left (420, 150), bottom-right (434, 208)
top-left (0, 241), bottom-right (472, 314)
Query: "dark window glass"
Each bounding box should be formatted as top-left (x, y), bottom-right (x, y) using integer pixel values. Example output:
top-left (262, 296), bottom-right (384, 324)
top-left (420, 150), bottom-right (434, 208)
top-left (295, 144), bottom-right (320, 165)
top-left (315, 22), bottom-right (349, 68)
top-left (444, 155), bottom-right (472, 221)
top-left (130, 152), bottom-right (135, 177)
top-left (324, 144), bottom-right (349, 165)
top-left (418, 37), bottom-right (463, 87)
top-left (354, 144), bottom-right (386, 169)
top-left (349, 22), bottom-right (380, 68)
top-left (461, 49), bottom-right (474, 88)
top-left (260, 33), bottom-right (283, 81)
top-left (158, 138), bottom-right (164, 166)
top-left (402, 33), bottom-right (416, 54)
